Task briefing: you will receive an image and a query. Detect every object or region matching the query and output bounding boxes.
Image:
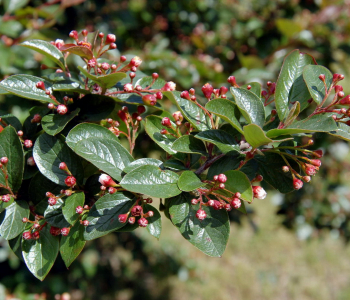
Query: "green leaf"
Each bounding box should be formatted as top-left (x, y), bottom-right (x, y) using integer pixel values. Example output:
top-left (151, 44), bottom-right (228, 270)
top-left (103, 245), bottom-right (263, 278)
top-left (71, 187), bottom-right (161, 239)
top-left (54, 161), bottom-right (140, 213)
top-left (144, 115), bottom-right (178, 155)
top-left (205, 99), bottom-right (243, 134)
top-left (61, 44), bottom-right (93, 60)
top-left (329, 122), bottom-right (350, 142)
top-left (178, 171), bottom-right (205, 192)
top-left (9, 234), bottom-right (23, 262)
top-left (195, 130), bottom-right (239, 154)
top-left (0, 200), bottom-right (29, 240)
top-left (120, 165), bottom-right (181, 198)
top-left (303, 65), bottom-right (333, 105)
top-left (75, 94), bottom-right (115, 121)
top-left (66, 123), bottom-right (119, 149)
top-left (172, 135), bottom-right (208, 156)
top-left (163, 159), bottom-right (188, 171)
top-left (123, 158), bottom-right (163, 173)
top-left (283, 101), bottom-right (300, 127)
top-left (0, 196), bottom-right (14, 214)
top-left (62, 192), bottom-right (85, 225)
top-left (84, 192), bottom-right (136, 240)
top-left (144, 204), bottom-right (162, 239)
top-left (52, 77), bottom-right (88, 94)
top-left (266, 113), bottom-right (337, 138)
top-left (242, 82), bottom-right (262, 98)
top-left (0, 126), bottom-right (24, 192)
top-left (44, 198), bottom-right (71, 228)
top-left (60, 221), bottom-right (86, 268)
top-left (169, 192), bottom-right (230, 257)
top-left (275, 50), bottom-right (315, 120)
top-left (163, 91), bottom-right (211, 131)
top-left (0, 113), bottom-right (22, 131)
top-left (21, 40), bottom-right (66, 71)
top-left (33, 133), bottom-right (84, 186)
top-left (243, 124), bottom-right (272, 149)
top-left (222, 170), bottom-right (253, 203)
top-left (22, 225), bottom-right (59, 281)
top-left (230, 87), bottom-right (265, 127)
top-left (4, 0), bottom-right (29, 13)
top-left (78, 66), bottom-right (127, 89)
top-left (136, 76), bottom-right (166, 90)
top-left (29, 173), bottom-right (63, 205)
top-left (41, 108), bottom-right (80, 136)
top-left (73, 137), bottom-right (133, 182)
top-left (0, 75), bottom-right (54, 103)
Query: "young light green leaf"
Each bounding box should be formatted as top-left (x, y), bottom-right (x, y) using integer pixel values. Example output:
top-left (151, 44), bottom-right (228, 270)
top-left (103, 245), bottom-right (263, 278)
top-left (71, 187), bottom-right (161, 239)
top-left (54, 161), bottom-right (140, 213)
top-left (120, 165), bottom-right (181, 198)
top-left (303, 65), bottom-right (333, 105)
top-left (275, 50), bottom-right (315, 120)
top-left (84, 192), bottom-right (136, 240)
top-left (205, 99), bottom-right (243, 134)
top-left (78, 66), bottom-right (127, 89)
top-left (178, 171), bottom-right (205, 192)
top-left (243, 124), bottom-right (273, 149)
top-left (123, 158), bottom-right (164, 173)
top-left (41, 108), bottom-right (80, 136)
top-left (22, 225), bottom-right (59, 281)
top-left (21, 40), bottom-right (66, 71)
top-left (33, 133), bottom-right (84, 186)
top-left (0, 75), bottom-right (54, 103)
top-left (230, 87), bottom-right (265, 128)
top-left (62, 192), bottom-right (85, 225)
top-left (144, 204), bottom-right (162, 239)
top-left (195, 130), bottom-right (240, 154)
top-left (222, 170), bottom-right (253, 203)
top-left (60, 221), bottom-right (86, 268)
top-left (169, 192), bottom-right (230, 257)
top-left (0, 126), bottom-right (24, 192)
top-left (0, 200), bottom-right (29, 240)
top-left (172, 135), bottom-right (208, 156)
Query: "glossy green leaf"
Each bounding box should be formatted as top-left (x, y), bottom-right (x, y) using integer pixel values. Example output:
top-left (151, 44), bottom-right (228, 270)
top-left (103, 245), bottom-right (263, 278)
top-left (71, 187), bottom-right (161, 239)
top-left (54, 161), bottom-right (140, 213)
top-left (21, 40), bottom-right (66, 71)
top-left (44, 198), bottom-right (71, 228)
top-left (136, 76), bottom-right (166, 90)
top-left (0, 113), bottom-right (22, 131)
top-left (62, 192), bottom-right (85, 225)
top-left (4, 0), bottom-right (29, 14)
top-left (222, 170), bottom-right (253, 203)
top-left (169, 192), bottom-right (229, 257)
top-left (74, 94), bottom-right (115, 121)
top-left (242, 82), bottom-right (262, 98)
top-left (303, 65), bottom-right (333, 105)
top-left (329, 122), bottom-right (350, 142)
top-left (275, 50), bottom-right (315, 120)
top-left (120, 165), bottom-right (181, 198)
top-left (52, 78), bottom-right (88, 94)
top-left (61, 45), bottom-right (93, 60)
top-left (177, 171), bottom-right (205, 192)
top-left (29, 173), bottom-right (63, 205)
top-left (243, 124), bottom-right (272, 149)
top-left (41, 108), bottom-right (80, 136)
top-left (283, 101), bottom-right (300, 127)
top-left (22, 225), bottom-right (59, 281)
top-left (172, 135), bottom-right (208, 155)
top-left (0, 75), bottom-right (54, 103)
top-left (0, 196), bottom-right (14, 214)
top-left (33, 133), bottom-right (84, 186)
top-left (60, 221), bottom-right (86, 268)
top-left (205, 99), bottom-right (243, 134)
top-left (0, 126), bottom-right (24, 192)
top-left (73, 136), bottom-right (133, 181)
top-left (230, 87), bottom-right (265, 127)
top-left (163, 91), bottom-right (211, 131)
top-left (78, 66), bottom-right (127, 89)
top-left (9, 234), bottom-right (23, 261)
top-left (84, 192), bottom-right (136, 240)
top-left (163, 159), bottom-right (188, 171)
top-left (195, 130), bottom-right (239, 154)
top-left (0, 200), bottom-right (29, 240)
top-left (123, 158), bottom-right (163, 173)
top-left (266, 113), bottom-right (337, 138)
top-left (144, 204), bottom-right (162, 239)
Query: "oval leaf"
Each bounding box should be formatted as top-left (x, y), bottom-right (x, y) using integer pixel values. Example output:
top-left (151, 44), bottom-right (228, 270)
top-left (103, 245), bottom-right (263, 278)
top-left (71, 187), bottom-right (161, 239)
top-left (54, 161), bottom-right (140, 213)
top-left (243, 124), bottom-right (272, 149)
top-left (144, 204), bottom-right (162, 239)
top-left (44, 198), bottom-right (71, 228)
top-left (62, 192), bottom-right (85, 225)
top-left (123, 158), bottom-right (164, 173)
top-left (41, 108), bottom-right (80, 136)
top-left (195, 130), bottom-right (239, 154)
top-left (178, 171), bottom-right (205, 192)
top-left (78, 66), bottom-right (127, 89)
top-left (172, 135), bottom-right (208, 156)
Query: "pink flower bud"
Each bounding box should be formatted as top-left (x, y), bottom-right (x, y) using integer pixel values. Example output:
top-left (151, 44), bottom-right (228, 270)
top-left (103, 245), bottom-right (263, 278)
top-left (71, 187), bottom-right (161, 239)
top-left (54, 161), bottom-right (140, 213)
top-left (293, 178), bottom-right (303, 190)
top-left (310, 159), bottom-right (321, 167)
top-left (23, 231), bottom-right (32, 240)
top-left (108, 187), bottom-right (117, 194)
top-left (48, 197), bottom-right (57, 206)
top-left (213, 200), bottom-right (223, 210)
top-left (231, 198), bottom-right (241, 209)
top-left (65, 176), bottom-right (76, 187)
top-left (36, 81), bottom-right (45, 91)
top-left (142, 94), bottom-right (157, 106)
top-left (24, 140), bottom-right (33, 148)
top-left (196, 209), bottom-right (207, 220)
top-left (123, 83), bottom-right (133, 92)
top-left (162, 81), bottom-right (176, 91)
top-left (101, 62), bottom-right (110, 70)
top-left (109, 43), bottom-right (117, 49)
top-left (305, 164), bottom-right (317, 176)
top-left (161, 117), bottom-right (172, 128)
top-left (282, 166), bottom-right (290, 172)
top-left (1, 195), bottom-right (10, 202)
top-left (82, 220), bottom-right (89, 226)
top-left (180, 91), bottom-right (191, 100)
top-left (118, 214), bottom-right (128, 223)
top-left (55, 39), bottom-right (64, 49)
top-left (27, 157), bottom-right (35, 167)
top-left (319, 74), bottom-right (325, 81)
top-left (131, 205), bottom-right (143, 216)
top-left (69, 30), bottom-right (78, 40)
top-left (31, 114), bottom-right (42, 123)
top-left (217, 174), bottom-right (227, 183)
top-left (191, 198), bottom-right (199, 205)
top-left (303, 176), bottom-right (311, 182)
top-left (156, 91), bottom-right (163, 99)
top-left (172, 111), bottom-right (183, 122)
top-left (57, 104), bottom-right (68, 115)
top-left (129, 56), bottom-right (142, 67)
top-left (0, 157), bottom-right (8, 164)
top-left (128, 217), bottom-right (136, 224)
top-left (59, 162), bottom-right (68, 171)
top-left (201, 83), bottom-right (214, 99)
top-left (61, 227), bottom-right (70, 236)
top-left (160, 129), bottom-right (168, 135)
top-left (227, 76), bottom-right (237, 86)
top-left (98, 174), bottom-right (117, 187)
top-left (106, 34), bottom-right (116, 44)
top-left (138, 217), bottom-right (148, 227)
top-left (252, 186), bottom-right (267, 199)
top-left (76, 206), bottom-right (84, 214)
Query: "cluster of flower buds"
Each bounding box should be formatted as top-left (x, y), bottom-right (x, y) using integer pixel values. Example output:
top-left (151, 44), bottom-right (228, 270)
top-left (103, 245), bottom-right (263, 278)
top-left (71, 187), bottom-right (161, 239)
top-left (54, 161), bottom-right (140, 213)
top-left (160, 111), bottom-right (184, 136)
top-left (118, 199), bottom-right (154, 228)
top-left (0, 194), bottom-right (10, 202)
top-left (59, 162), bottom-right (77, 188)
top-left (261, 81), bottom-right (276, 106)
top-left (180, 83), bottom-right (228, 103)
top-left (98, 174), bottom-right (118, 192)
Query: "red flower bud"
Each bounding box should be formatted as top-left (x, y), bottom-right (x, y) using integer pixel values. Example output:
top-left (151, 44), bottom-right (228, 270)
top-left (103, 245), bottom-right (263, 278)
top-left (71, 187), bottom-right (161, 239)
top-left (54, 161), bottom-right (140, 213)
top-left (48, 197), bottom-right (57, 206)
top-left (138, 217), bottom-right (148, 227)
top-left (24, 140), bottom-right (33, 148)
top-left (59, 162), bottom-right (68, 171)
top-left (156, 91), bottom-right (163, 99)
top-left (0, 157), bottom-right (8, 164)
top-left (196, 209), bottom-right (207, 220)
top-left (36, 81), bottom-right (46, 91)
top-left (129, 56), bottom-right (142, 67)
top-left (23, 231), bottom-right (32, 240)
top-left (160, 129), bottom-right (168, 135)
top-left (152, 73), bottom-right (159, 80)
top-left (310, 159), bottom-right (321, 167)
top-left (108, 187), bottom-right (117, 194)
top-left (231, 198), bottom-right (241, 209)
top-left (118, 110), bottom-right (127, 122)
top-left (137, 106), bottom-right (146, 114)
top-left (142, 94), bottom-right (157, 106)
top-left (76, 206), bottom-right (84, 214)
top-left (252, 186), bottom-right (267, 199)
top-left (172, 111), bottom-right (183, 122)
top-left (217, 173), bottom-right (227, 183)
top-left (106, 34), bottom-right (116, 44)
top-left (213, 200), bottom-right (223, 210)
top-left (335, 85), bottom-right (343, 93)
top-left (123, 83), bottom-right (133, 92)
top-left (1, 195), bottom-right (10, 202)
top-left (339, 95), bottom-right (350, 105)
top-left (31, 114), bottom-right (42, 124)
top-left (180, 91), bottom-right (191, 100)
top-left (98, 174), bottom-right (117, 187)
top-left (69, 30), bottom-right (78, 40)
top-left (118, 214), bottom-right (128, 223)
top-left (65, 176), bottom-right (76, 187)
top-left (313, 150), bottom-right (323, 158)
top-left (219, 86), bottom-right (228, 96)
top-left (32, 231), bottom-right (40, 240)
top-left (162, 81), bottom-right (176, 91)
top-left (227, 76), bottom-right (237, 86)
top-left (191, 198), bottom-right (199, 205)
top-left (131, 205), bottom-right (143, 217)
top-left (201, 83), bottom-right (214, 99)
top-left (161, 117), bottom-right (172, 128)
top-left (50, 226), bottom-right (61, 236)
top-left (128, 217), bottom-right (135, 224)
top-left (57, 104), bottom-right (68, 115)
top-left (61, 227), bottom-right (70, 236)
top-left (319, 74), bottom-right (325, 81)
top-left (305, 164), bottom-right (317, 176)
top-left (293, 178), bottom-right (303, 190)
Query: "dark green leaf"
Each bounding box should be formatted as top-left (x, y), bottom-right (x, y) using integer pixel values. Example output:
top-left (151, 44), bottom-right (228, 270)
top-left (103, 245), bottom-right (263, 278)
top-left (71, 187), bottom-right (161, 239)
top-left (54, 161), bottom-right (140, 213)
top-left (329, 122), bottom-right (350, 142)
top-left (172, 135), bottom-right (208, 156)
top-left (275, 50), bottom-right (315, 120)
top-left (163, 91), bottom-right (211, 131)
top-left (123, 158), bottom-right (164, 173)
top-left (75, 94), bottom-right (116, 121)
top-left (29, 173), bottom-right (63, 205)
top-left (0, 75), bottom-right (54, 103)
top-left (303, 65), bottom-right (333, 105)
top-left (41, 108), bottom-right (80, 136)
top-left (52, 78), bottom-right (88, 94)
top-left (205, 99), bottom-right (243, 134)
top-left (78, 66), bottom-right (127, 89)
top-left (0, 200), bottom-right (29, 240)
top-left (243, 124), bottom-right (272, 149)
top-left (169, 192), bottom-right (229, 257)
top-left (9, 234), bottom-right (23, 261)
top-left (178, 171), bottom-right (205, 192)
top-left (283, 101), bottom-right (300, 127)
top-left (62, 192), bottom-right (85, 225)
top-left (21, 40), bottom-right (66, 71)
top-left (44, 198), bottom-right (71, 228)
top-left (144, 204), bottom-right (162, 239)
top-left (230, 87), bottom-right (265, 127)
top-left (22, 225), bottom-right (59, 281)
top-left (120, 165), bottom-right (181, 198)
top-left (195, 130), bottom-right (239, 154)
top-left (163, 159), bottom-right (188, 171)
top-left (0, 113), bottom-right (22, 131)
top-left (84, 192), bottom-right (136, 240)
top-left (0, 126), bottom-right (24, 192)
top-left (60, 222), bottom-right (86, 268)
top-left (33, 134), bottom-right (84, 185)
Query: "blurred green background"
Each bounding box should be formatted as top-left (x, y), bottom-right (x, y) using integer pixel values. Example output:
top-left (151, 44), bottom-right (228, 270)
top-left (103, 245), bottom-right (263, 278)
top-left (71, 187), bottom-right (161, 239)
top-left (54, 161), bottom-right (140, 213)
top-left (1, 0), bottom-right (350, 299)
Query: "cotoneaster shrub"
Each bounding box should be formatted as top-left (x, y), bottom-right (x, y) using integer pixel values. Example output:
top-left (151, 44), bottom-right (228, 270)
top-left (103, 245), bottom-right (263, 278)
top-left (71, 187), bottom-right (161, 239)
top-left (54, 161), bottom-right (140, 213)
top-left (0, 30), bottom-right (349, 280)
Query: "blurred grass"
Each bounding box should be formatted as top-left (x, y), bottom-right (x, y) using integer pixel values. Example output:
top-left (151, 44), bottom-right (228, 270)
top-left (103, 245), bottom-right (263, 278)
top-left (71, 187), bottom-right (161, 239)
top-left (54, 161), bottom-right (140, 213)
top-left (135, 195), bottom-right (350, 300)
